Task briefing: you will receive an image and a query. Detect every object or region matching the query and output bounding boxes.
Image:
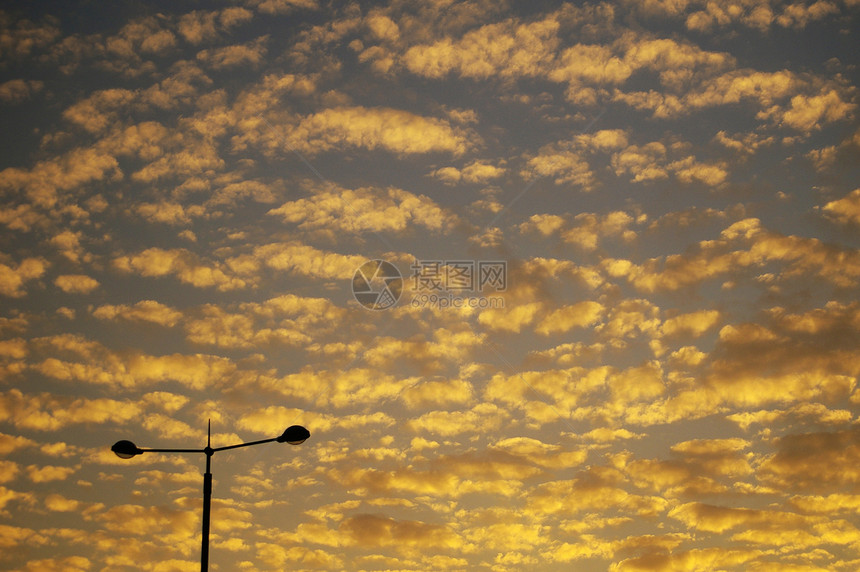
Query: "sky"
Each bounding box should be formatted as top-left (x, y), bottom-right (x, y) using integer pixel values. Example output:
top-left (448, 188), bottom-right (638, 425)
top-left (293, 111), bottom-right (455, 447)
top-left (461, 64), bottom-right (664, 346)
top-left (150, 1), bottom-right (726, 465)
top-left (1, 0), bottom-right (859, 570)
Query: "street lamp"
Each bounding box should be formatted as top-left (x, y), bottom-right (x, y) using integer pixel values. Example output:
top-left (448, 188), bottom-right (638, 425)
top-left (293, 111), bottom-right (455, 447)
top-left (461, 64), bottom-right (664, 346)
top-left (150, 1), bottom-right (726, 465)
top-left (112, 421), bottom-right (310, 571)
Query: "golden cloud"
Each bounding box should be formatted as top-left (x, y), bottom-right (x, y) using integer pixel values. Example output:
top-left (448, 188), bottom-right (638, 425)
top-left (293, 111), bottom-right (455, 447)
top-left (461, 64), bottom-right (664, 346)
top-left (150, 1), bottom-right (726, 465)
top-left (536, 301), bottom-right (605, 335)
top-left (757, 426), bottom-right (860, 492)
top-left (339, 513), bottom-right (463, 549)
top-left (269, 185), bottom-right (458, 234)
top-left (0, 79), bottom-right (43, 104)
top-left (823, 188), bottom-right (860, 226)
top-left (92, 300), bottom-right (183, 327)
top-left (114, 247), bottom-right (247, 291)
top-left (0, 389), bottom-right (143, 431)
top-left (407, 403), bottom-right (508, 436)
top-left (196, 37), bottom-right (268, 69)
top-left (54, 274), bottom-right (99, 294)
top-left (0, 146), bottom-right (121, 207)
top-left (403, 18), bottom-right (560, 79)
top-left (288, 106), bottom-right (472, 156)
top-left (0, 257), bottom-right (47, 297)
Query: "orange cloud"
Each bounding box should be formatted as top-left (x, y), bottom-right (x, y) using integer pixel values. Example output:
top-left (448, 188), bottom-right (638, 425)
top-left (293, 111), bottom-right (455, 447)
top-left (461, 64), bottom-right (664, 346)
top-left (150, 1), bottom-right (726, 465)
top-left (403, 18), bottom-right (560, 79)
top-left (196, 37), bottom-right (268, 69)
top-left (339, 513), bottom-right (463, 549)
top-left (0, 257), bottom-right (47, 297)
top-left (114, 247), bottom-right (247, 291)
top-left (92, 300), bottom-right (183, 327)
top-left (269, 185), bottom-right (457, 234)
top-left (288, 106), bottom-right (472, 156)
top-left (54, 274), bottom-right (99, 294)
top-left (823, 188), bottom-right (860, 226)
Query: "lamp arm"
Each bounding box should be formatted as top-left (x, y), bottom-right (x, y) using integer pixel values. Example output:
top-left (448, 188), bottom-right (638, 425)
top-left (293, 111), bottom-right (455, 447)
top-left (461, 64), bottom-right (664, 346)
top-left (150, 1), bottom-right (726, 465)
top-left (211, 437), bottom-right (278, 453)
top-left (138, 448), bottom-right (206, 454)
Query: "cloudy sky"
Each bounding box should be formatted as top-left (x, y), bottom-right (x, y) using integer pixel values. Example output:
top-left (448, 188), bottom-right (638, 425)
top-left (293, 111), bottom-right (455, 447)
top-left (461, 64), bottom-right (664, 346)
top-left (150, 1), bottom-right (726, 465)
top-left (1, 0), bottom-right (859, 570)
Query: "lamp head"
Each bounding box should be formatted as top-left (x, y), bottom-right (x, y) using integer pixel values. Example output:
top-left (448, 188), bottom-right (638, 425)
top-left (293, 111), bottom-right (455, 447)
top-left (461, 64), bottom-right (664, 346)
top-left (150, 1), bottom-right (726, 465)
top-left (111, 440), bottom-right (143, 459)
top-left (277, 425), bottom-right (310, 445)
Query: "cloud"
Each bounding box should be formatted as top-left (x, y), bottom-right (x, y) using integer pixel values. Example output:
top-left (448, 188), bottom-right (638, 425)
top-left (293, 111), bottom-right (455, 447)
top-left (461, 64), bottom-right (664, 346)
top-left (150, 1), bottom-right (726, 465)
top-left (407, 403), bottom-right (508, 436)
top-left (660, 310), bottom-right (721, 338)
top-left (760, 88), bottom-right (856, 131)
top-left (207, 179), bottom-right (278, 206)
top-left (611, 142), bottom-right (669, 181)
top-left (822, 188), bottom-right (860, 226)
top-left (622, 438), bottom-right (752, 495)
top-left (714, 130), bottom-right (775, 155)
top-left (0, 147), bottom-right (121, 207)
top-left (524, 145), bottom-right (595, 189)
top-left (366, 13), bottom-right (401, 42)
top-left (430, 160), bottom-right (506, 184)
top-left (255, 543), bottom-right (341, 569)
top-left (114, 247), bottom-right (247, 291)
top-left (268, 184), bottom-right (458, 234)
top-left (757, 425), bottom-right (860, 491)
top-left (535, 301), bottom-right (605, 335)
top-left (247, 242), bottom-right (367, 281)
top-left (0, 79), bottom-right (43, 103)
top-left (62, 88), bottom-right (137, 133)
top-left (726, 403), bottom-right (852, 431)
top-left (478, 301), bottom-right (543, 333)
top-left (339, 514), bottom-right (463, 549)
top-left (92, 300), bottom-right (183, 327)
top-left (0, 13), bottom-right (61, 60)
top-left (0, 203), bottom-right (48, 232)
top-left (670, 155), bottom-right (728, 186)
top-left (16, 556), bottom-right (91, 572)
top-left (196, 37), bottom-right (268, 69)
top-left (519, 213), bottom-right (567, 236)
top-left (130, 140), bottom-right (223, 183)
top-left (27, 464), bottom-right (77, 483)
top-left (550, 43), bottom-right (632, 86)
top-left (604, 218), bottom-right (860, 292)
top-left (0, 432), bottom-right (35, 454)
top-left (402, 17), bottom-right (560, 79)
top-left (776, 1), bottom-right (841, 28)
top-left (288, 106), bottom-right (473, 156)
top-left (131, 201), bottom-right (203, 225)
top-left (251, 0), bottom-right (319, 15)
top-left (0, 257), bottom-right (47, 297)
top-left (177, 8), bottom-right (254, 44)
top-left (674, 0), bottom-right (842, 32)
top-left (32, 334), bottom-right (239, 390)
top-left (99, 121), bottom-right (171, 160)
top-left (183, 294), bottom-right (345, 349)
top-left (49, 230), bottom-right (88, 263)
top-left (527, 466), bottom-right (667, 518)
top-left (54, 274), bottom-right (99, 294)
top-left (97, 503), bottom-right (198, 546)
top-left (611, 140), bottom-right (727, 187)
top-left (399, 377), bottom-right (473, 408)
top-left (243, 366), bottom-right (416, 409)
top-left (105, 17), bottom-right (176, 59)
top-left (0, 389), bottom-right (143, 431)
top-left (562, 211), bottom-right (637, 250)
top-left (613, 547), bottom-right (766, 570)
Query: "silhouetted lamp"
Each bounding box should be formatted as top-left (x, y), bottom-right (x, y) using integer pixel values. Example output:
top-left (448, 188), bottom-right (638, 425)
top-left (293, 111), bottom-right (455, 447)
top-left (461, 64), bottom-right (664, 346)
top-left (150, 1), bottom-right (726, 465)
top-left (110, 439), bottom-right (142, 459)
top-left (277, 424), bottom-right (310, 445)
top-left (111, 421), bottom-right (309, 572)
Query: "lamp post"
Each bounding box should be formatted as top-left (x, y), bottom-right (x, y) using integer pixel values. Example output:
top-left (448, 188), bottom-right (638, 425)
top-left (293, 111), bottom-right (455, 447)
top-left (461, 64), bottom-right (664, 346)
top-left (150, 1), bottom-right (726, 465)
top-left (112, 421), bottom-right (310, 572)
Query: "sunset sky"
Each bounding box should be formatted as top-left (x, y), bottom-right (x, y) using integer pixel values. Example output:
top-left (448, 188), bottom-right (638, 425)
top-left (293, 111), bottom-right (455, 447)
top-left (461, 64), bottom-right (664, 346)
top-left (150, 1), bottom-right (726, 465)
top-left (2, 0), bottom-right (860, 570)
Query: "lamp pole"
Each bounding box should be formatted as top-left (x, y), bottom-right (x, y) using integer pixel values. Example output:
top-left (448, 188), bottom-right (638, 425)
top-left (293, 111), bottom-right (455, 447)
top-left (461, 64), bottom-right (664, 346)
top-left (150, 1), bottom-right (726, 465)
top-left (112, 421), bottom-right (310, 572)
